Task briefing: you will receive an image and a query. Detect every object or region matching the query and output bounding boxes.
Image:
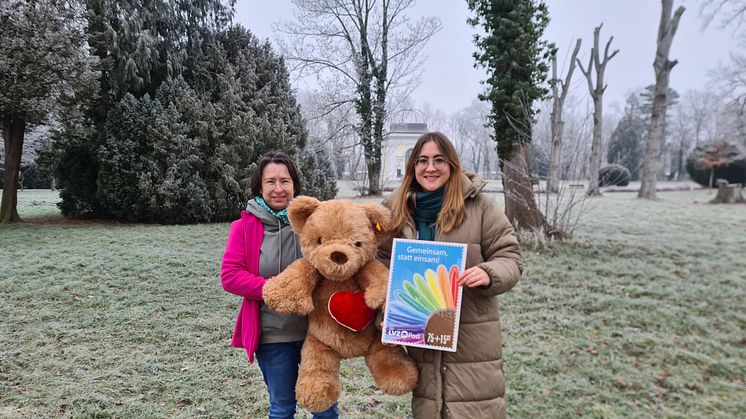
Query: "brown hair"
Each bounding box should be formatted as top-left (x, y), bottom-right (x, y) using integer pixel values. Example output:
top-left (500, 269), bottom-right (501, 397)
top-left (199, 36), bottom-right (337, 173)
top-left (250, 151), bottom-right (302, 197)
top-left (390, 132), bottom-right (465, 233)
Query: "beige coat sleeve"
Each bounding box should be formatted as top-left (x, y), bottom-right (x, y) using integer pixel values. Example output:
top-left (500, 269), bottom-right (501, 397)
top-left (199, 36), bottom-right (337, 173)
top-left (476, 197), bottom-right (523, 296)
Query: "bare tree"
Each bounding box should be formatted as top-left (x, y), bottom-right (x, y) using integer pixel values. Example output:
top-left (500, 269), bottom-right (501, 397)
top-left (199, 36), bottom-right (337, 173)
top-left (665, 89), bottom-right (730, 180)
top-left (699, 1), bottom-right (746, 145)
top-left (578, 25), bottom-right (619, 197)
top-left (296, 89), bottom-right (358, 178)
top-left (639, 1), bottom-right (685, 199)
top-left (686, 89), bottom-right (721, 147)
top-left (547, 39), bottom-right (582, 193)
top-left (531, 96), bottom-right (598, 239)
top-left (699, 0), bottom-right (746, 29)
top-left (418, 103), bottom-right (449, 133)
top-left (277, 0), bottom-right (440, 195)
top-left (449, 100), bottom-right (495, 177)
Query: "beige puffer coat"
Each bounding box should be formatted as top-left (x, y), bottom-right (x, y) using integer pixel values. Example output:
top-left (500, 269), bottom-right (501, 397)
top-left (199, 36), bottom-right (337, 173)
top-left (379, 172), bottom-right (522, 419)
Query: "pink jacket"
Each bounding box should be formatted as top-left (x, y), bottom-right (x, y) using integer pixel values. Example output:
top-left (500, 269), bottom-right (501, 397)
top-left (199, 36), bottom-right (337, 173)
top-left (221, 210), bottom-right (266, 362)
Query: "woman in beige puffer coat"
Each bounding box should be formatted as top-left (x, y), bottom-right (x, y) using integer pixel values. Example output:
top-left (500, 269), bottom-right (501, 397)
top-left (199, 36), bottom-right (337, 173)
top-left (378, 131), bottom-right (522, 419)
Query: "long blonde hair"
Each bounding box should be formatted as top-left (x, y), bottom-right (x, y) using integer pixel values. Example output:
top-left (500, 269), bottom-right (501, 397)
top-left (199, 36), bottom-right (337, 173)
top-left (390, 132), bottom-right (465, 234)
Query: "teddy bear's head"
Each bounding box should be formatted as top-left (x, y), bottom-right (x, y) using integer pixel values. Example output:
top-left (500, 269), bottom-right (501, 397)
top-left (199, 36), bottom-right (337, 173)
top-left (287, 197), bottom-right (392, 281)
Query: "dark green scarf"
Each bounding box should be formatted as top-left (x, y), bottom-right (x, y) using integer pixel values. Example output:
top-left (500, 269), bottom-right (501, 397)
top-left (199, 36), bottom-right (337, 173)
top-left (411, 187), bottom-right (444, 241)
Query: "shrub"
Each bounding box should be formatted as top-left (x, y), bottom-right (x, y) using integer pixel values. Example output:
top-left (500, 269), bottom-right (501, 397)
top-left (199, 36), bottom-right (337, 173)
top-left (598, 164), bottom-right (631, 187)
top-left (686, 142), bottom-right (746, 188)
top-left (36, 119), bottom-right (108, 218)
top-left (57, 138), bottom-right (107, 218)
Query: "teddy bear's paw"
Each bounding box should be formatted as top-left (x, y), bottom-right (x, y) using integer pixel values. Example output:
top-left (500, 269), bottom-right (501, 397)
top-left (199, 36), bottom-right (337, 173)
top-left (375, 361), bottom-right (418, 395)
top-left (295, 297), bottom-right (315, 314)
top-left (367, 348), bottom-right (419, 395)
top-left (263, 288), bottom-right (313, 315)
top-left (364, 287), bottom-right (387, 309)
top-left (297, 378), bottom-right (339, 412)
top-left (261, 285), bottom-right (282, 310)
top-left (277, 297), bottom-right (314, 315)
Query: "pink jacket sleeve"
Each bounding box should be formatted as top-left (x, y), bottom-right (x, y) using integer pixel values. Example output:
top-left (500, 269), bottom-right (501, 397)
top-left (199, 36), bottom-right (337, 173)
top-left (220, 218), bottom-right (265, 301)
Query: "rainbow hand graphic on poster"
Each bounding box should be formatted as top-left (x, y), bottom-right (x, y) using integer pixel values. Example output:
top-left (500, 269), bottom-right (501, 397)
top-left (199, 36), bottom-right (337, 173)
top-left (382, 239), bottom-right (467, 352)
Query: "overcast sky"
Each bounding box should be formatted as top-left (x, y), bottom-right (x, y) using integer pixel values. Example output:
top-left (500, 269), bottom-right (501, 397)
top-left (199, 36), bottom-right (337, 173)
top-left (234, 0), bottom-right (738, 115)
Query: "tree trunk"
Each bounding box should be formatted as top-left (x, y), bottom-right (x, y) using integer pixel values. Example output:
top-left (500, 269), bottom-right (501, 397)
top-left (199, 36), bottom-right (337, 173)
top-left (639, 1), bottom-right (685, 199)
top-left (547, 52), bottom-right (562, 195)
top-left (368, 1), bottom-right (388, 197)
top-left (357, 35), bottom-right (377, 195)
top-left (547, 39), bottom-right (582, 194)
top-left (501, 144), bottom-right (545, 231)
top-left (587, 94), bottom-right (604, 196)
top-left (1, 111), bottom-right (26, 224)
top-left (676, 136), bottom-right (684, 181)
top-left (355, 2), bottom-right (380, 196)
top-left (546, 114), bottom-right (564, 194)
top-left (51, 176), bottom-right (56, 192)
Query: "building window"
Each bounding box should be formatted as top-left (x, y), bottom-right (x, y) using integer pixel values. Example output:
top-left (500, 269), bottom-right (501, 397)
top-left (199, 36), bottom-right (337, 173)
top-left (397, 169), bottom-right (402, 178)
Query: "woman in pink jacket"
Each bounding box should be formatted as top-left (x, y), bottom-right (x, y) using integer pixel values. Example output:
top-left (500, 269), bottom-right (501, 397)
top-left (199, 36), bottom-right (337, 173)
top-left (221, 151), bottom-right (337, 419)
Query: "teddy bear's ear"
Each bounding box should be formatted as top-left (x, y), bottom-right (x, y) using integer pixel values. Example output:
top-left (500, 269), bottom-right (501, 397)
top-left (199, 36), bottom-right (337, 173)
top-left (360, 204), bottom-right (393, 241)
top-left (288, 196), bottom-right (321, 233)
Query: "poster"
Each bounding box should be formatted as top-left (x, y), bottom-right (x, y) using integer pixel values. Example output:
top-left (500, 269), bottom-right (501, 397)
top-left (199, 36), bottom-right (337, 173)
top-left (381, 238), bottom-right (467, 352)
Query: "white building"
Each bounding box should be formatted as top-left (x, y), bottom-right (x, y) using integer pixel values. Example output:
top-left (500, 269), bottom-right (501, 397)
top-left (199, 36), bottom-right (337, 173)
top-left (380, 123), bottom-right (428, 185)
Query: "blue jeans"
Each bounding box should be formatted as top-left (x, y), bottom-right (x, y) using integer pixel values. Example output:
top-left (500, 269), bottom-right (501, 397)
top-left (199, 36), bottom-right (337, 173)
top-left (255, 341), bottom-right (339, 419)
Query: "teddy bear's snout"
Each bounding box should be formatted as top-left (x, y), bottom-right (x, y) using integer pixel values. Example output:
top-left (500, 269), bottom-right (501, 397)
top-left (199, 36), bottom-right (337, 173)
top-left (330, 252), bottom-right (348, 265)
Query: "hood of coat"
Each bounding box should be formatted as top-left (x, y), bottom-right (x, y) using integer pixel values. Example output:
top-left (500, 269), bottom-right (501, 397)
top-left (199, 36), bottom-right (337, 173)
top-left (460, 171), bottom-right (487, 199)
top-left (246, 199), bottom-right (283, 232)
top-left (246, 199), bottom-right (300, 278)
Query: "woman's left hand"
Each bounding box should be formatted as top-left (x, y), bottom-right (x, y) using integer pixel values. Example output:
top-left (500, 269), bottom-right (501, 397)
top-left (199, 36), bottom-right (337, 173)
top-left (457, 267), bottom-right (490, 288)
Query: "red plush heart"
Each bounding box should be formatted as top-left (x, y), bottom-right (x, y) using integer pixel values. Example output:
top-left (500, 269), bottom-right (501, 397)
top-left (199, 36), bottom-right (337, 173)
top-left (327, 290), bottom-right (375, 332)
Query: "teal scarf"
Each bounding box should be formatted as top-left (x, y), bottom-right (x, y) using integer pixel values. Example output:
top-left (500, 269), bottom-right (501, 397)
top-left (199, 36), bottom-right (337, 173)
top-left (254, 196), bottom-right (290, 226)
top-left (411, 187), bottom-right (444, 241)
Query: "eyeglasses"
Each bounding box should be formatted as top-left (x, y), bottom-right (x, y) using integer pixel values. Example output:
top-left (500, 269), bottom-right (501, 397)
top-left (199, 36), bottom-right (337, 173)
top-left (263, 179), bottom-right (293, 190)
top-left (414, 156), bottom-right (449, 169)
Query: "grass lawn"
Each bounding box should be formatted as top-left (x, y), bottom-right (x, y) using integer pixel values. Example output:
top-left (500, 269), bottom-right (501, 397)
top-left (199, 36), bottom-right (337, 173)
top-left (1, 188), bottom-right (744, 418)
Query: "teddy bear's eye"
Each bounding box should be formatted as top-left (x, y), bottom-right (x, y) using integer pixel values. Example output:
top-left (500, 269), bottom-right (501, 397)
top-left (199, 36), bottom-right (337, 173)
top-left (318, 237), bottom-right (323, 244)
top-left (355, 241), bottom-right (362, 247)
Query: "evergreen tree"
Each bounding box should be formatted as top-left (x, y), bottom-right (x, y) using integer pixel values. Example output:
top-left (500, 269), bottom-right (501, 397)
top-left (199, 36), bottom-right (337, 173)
top-left (52, 1), bottom-right (329, 223)
top-left (639, 84), bottom-right (680, 141)
top-left (608, 94), bottom-right (646, 180)
top-left (467, 0), bottom-right (553, 231)
top-left (97, 82), bottom-right (212, 223)
top-left (298, 145), bottom-right (339, 201)
top-left (200, 26), bottom-right (312, 220)
top-left (0, 0), bottom-right (97, 223)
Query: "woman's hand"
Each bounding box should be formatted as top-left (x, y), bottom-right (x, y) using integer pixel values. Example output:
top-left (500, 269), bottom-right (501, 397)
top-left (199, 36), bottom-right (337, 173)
top-left (457, 267), bottom-right (490, 288)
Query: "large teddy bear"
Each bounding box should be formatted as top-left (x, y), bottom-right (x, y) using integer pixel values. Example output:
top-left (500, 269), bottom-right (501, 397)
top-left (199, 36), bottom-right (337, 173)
top-left (262, 197), bottom-right (418, 412)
